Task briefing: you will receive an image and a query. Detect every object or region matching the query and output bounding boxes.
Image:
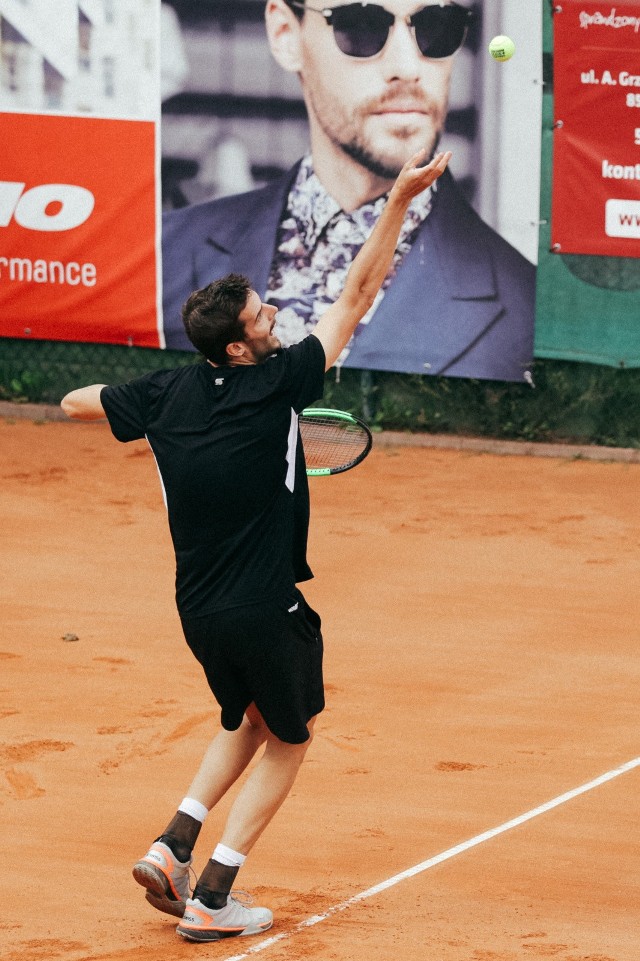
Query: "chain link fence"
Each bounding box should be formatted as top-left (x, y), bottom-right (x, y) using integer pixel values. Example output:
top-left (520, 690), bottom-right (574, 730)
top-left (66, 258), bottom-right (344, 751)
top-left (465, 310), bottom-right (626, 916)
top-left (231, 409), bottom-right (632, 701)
top-left (0, 338), bottom-right (198, 404)
top-left (2, 336), bottom-right (640, 449)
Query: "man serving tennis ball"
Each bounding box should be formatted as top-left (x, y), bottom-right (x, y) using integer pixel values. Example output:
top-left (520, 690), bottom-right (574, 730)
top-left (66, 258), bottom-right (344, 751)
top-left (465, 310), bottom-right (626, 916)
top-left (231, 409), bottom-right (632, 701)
top-left (61, 148), bottom-right (450, 943)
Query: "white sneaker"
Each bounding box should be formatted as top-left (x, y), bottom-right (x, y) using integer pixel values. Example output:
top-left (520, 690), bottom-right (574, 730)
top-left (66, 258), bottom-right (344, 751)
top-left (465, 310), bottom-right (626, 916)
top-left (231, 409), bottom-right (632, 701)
top-left (132, 840), bottom-right (192, 918)
top-left (177, 893), bottom-right (273, 942)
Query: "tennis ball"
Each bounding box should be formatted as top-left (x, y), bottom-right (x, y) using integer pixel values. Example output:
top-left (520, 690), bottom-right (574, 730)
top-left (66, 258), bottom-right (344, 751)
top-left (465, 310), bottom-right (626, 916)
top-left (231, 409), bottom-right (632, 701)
top-left (489, 35), bottom-right (515, 62)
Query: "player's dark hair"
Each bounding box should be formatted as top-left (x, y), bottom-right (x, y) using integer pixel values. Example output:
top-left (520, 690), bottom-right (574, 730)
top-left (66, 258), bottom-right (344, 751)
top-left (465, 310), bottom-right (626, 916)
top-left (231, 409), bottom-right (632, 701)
top-left (182, 273), bottom-right (252, 365)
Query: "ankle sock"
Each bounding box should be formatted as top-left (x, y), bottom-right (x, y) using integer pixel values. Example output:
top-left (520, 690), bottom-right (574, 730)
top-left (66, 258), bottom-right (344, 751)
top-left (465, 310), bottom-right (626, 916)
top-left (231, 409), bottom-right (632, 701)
top-left (212, 843), bottom-right (246, 867)
top-left (178, 797), bottom-right (209, 823)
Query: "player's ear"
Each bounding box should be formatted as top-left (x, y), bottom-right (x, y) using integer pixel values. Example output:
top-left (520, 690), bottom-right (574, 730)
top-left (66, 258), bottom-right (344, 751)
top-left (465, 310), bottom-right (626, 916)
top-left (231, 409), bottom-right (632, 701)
top-left (265, 0), bottom-right (303, 73)
top-left (226, 340), bottom-right (246, 361)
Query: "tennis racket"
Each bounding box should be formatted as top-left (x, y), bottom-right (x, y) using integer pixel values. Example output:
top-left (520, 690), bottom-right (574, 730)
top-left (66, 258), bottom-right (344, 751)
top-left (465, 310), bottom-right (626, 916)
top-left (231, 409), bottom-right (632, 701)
top-left (300, 408), bottom-right (373, 476)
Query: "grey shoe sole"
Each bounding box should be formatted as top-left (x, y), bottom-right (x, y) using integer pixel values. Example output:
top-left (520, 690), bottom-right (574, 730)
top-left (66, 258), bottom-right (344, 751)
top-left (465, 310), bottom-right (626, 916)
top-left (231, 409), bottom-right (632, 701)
top-left (176, 919), bottom-right (273, 942)
top-left (132, 860), bottom-right (187, 919)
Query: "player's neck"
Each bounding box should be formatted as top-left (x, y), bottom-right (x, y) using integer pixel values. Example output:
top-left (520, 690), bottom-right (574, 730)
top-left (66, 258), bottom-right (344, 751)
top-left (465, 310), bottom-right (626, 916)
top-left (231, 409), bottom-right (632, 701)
top-left (207, 358), bottom-right (256, 369)
top-left (309, 144), bottom-right (394, 213)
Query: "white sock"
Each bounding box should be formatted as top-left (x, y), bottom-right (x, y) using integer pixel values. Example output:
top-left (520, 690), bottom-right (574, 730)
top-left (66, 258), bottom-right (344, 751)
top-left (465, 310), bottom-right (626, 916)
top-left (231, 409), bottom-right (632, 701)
top-left (212, 842), bottom-right (246, 867)
top-left (178, 796), bottom-right (209, 823)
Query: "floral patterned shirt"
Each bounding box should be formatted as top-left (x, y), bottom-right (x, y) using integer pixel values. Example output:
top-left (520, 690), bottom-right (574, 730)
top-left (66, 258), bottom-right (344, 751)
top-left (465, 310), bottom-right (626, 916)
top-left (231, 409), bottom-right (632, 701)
top-left (267, 156), bottom-right (435, 367)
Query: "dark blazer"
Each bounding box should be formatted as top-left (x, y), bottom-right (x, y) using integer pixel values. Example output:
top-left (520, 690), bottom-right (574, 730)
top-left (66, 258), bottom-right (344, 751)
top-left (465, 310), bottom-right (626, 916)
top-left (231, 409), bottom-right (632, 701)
top-left (162, 166), bottom-right (535, 381)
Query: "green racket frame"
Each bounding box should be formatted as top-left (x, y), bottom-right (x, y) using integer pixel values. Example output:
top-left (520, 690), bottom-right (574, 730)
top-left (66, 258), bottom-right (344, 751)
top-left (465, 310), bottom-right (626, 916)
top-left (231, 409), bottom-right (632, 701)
top-left (300, 407), bottom-right (373, 476)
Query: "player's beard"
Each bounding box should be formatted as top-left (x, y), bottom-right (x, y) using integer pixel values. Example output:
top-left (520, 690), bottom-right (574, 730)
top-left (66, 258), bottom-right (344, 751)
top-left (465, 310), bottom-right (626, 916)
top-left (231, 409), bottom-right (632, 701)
top-left (253, 333), bottom-right (282, 364)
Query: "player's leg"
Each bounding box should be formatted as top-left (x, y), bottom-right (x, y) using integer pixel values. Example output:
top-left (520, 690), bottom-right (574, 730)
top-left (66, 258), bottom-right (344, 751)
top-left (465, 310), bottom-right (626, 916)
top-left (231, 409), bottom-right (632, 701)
top-left (139, 594), bottom-right (323, 937)
top-left (133, 605), bottom-right (274, 917)
top-left (132, 710), bottom-right (269, 917)
top-left (177, 711), bottom-right (316, 942)
top-left (183, 591), bottom-right (323, 911)
top-left (185, 704), bottom-right (270, 811)
top-left (219, 712), bottom-right (317, 855)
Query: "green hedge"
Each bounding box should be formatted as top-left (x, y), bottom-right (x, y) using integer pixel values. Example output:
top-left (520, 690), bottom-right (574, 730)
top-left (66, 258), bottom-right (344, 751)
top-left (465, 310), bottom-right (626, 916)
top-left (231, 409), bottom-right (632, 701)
top-left (1, 337), bottom-right (638, 448)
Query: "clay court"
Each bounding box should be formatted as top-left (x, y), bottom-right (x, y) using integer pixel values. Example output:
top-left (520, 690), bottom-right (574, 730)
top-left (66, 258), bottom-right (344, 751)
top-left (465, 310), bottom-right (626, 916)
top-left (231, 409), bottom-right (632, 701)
top-left (1, 414), bottom-right (638, 961)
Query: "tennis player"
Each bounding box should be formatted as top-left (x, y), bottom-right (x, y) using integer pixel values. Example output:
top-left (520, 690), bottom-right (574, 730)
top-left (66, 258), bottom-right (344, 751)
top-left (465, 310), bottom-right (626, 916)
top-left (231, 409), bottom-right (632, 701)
top-left (60, 148), bottom-right (451, 943)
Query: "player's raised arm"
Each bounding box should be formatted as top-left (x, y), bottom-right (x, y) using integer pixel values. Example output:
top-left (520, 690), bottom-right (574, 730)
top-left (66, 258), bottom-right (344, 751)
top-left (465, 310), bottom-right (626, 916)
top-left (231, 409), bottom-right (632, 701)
top-left (312, 149), bottom-right (452, 372)
top-left (60, 384), bottom-right (107, 420)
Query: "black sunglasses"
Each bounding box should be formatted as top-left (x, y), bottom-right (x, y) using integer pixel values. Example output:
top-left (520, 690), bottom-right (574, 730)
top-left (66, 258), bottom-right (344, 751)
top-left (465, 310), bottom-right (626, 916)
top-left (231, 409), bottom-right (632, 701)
top-left (290, 2), bottom-right (472, 60)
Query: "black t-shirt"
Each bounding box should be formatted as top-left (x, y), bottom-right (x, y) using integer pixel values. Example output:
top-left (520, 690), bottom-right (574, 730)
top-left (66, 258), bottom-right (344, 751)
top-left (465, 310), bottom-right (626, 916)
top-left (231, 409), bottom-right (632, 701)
top-left (101, 335), bottom-right (325, 617)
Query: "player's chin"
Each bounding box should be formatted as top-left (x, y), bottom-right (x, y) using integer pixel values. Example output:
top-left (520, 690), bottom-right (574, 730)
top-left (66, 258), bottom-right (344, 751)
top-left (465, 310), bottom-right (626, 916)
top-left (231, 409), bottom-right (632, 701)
top-left (264, 337), bottom-right (282, 358)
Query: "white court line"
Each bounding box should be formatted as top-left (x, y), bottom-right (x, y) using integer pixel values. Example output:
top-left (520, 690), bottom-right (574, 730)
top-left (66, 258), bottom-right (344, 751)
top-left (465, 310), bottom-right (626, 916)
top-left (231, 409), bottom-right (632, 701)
top-left (226, 756), bottom-right (640, 961)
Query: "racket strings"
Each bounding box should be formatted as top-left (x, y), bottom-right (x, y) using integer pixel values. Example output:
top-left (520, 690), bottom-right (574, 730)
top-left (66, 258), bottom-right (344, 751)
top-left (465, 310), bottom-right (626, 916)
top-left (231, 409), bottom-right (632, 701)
top-left (301, 417), bottom-right (367, 470)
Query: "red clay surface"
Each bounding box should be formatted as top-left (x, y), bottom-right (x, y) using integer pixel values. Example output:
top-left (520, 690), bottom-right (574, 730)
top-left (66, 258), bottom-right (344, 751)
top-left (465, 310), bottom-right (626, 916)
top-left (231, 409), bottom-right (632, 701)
top-left (1, 416), bottom-right (638, 961)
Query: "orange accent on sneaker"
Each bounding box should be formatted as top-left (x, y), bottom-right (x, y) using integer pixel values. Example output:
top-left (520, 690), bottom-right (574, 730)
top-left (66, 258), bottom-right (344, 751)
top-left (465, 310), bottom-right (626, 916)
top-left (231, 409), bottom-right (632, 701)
top-left (140, 844), bottom-right (182, 900)
top-left (179, 904), bottom-right (247, 933)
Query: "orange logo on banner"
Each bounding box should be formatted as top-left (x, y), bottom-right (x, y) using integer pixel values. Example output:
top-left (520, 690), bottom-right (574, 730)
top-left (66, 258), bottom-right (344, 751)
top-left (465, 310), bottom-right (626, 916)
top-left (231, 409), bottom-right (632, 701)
top-left (0, 113), bottom-right (160, 347)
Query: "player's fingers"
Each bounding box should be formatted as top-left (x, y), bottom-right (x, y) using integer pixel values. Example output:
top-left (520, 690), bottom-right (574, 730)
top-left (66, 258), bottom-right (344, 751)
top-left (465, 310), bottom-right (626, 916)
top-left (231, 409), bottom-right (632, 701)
top-left (402, 147), bottom-right (427, 172)
top-left (428, 150), bottom-right (451, 170)
top-left (421, 151), bottom-right (452, 182)
top-left (403, 150), bottom-right (450, 182)
top-left (396, 149), bottom-right (452, 197)
top-left (416, 151), bottom-right (452, 184)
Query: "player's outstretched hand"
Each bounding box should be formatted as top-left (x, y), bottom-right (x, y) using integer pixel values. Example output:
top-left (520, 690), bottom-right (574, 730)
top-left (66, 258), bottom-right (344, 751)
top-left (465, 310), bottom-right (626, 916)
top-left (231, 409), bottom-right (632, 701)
top-left (391, 149), bottom-right (452, 204)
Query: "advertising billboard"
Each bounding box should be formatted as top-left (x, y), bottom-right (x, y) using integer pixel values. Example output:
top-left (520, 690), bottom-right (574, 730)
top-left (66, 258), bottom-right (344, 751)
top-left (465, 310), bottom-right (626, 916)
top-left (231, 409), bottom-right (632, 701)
top-left (0, 0), bottom-right (162, 346)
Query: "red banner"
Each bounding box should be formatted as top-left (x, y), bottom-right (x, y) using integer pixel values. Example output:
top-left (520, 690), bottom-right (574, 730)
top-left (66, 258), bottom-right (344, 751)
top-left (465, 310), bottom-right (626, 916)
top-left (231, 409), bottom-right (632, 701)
top-left (551, 1), bottom-right (640, 257)
top-left (0, 113), bottom-right (160, 346)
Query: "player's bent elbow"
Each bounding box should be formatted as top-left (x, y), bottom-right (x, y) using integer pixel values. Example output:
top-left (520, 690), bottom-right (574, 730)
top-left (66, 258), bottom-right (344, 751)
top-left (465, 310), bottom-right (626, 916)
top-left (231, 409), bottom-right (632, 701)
top-left (60, 394), bottom-right (76, 418)
top-left (60, 385), bottom-right (107, 420)
top-left (344, 284), bottom-right (376, 317)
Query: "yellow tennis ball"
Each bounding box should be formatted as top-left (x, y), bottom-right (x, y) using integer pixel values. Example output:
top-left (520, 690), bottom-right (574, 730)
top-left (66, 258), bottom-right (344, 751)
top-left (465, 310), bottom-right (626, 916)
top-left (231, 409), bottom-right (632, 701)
top-left (489, 35), bottom-right (515, 62)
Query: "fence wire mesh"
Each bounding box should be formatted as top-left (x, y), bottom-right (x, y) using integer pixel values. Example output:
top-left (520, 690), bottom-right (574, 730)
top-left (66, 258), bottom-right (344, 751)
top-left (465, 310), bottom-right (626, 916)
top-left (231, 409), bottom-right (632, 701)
top-left (1, 337), bottom-right (640, 449)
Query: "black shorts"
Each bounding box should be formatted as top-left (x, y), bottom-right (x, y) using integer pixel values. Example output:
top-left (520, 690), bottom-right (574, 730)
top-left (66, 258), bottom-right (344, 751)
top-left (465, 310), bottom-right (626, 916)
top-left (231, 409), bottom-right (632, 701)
top-left (179, 588), bottom-right (324, 745)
